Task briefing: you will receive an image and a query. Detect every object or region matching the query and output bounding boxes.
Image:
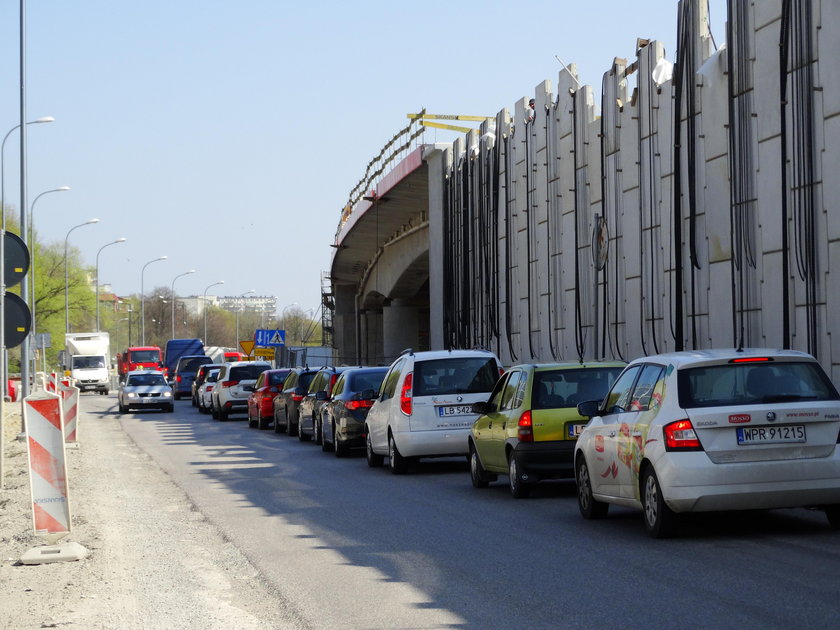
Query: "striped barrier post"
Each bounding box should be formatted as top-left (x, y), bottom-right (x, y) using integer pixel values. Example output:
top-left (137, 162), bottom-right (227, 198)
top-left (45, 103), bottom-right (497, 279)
top-left (34, 372), bottom-right (47, 391)
top-left (46, 372), bottom-right (58, 393)
top-left (24, 390), bottom-right (71, 544)
top-left (59, 379), bottom-right (81, 445)
top-left (20, 390), bottom-right (88, 564)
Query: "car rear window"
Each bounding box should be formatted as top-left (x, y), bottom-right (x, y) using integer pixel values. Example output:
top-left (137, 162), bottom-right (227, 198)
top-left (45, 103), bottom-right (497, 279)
top-left (413, 357), bottom-right (499, 396)
top-left (268, 371), bottom-right (290, 386)
top-left (179, 357), bottom-right (211, 372)
top-left (230, 365), bottom-right (270, 380)
top-left (532, 367), bottom-right (623, 409)
top-left (298, 372), bottom-right (316, 391)
top-left (678, 361), bottom-right (840, 408)
top-left (348, 369), bottom-right (388, 393)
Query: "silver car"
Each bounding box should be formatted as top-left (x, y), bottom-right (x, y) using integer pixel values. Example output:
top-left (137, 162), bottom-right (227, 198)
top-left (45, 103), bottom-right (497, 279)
top-left (118, 370), bottom-right (174, 413)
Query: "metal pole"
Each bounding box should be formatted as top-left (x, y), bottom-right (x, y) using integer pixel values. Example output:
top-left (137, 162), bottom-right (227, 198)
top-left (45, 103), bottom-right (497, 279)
top-left (141, 256), bottom-right (167, 345)
top-left (64, 219), bottom-right (99, 333)
top-left (202, 280), bottom-right (223, 343)
top-left (95, 238), bottom-right (126, 331)
top-left (19, 0), bottom-right (29, 401)
top-left (170, 270), bottom-right (195, 339)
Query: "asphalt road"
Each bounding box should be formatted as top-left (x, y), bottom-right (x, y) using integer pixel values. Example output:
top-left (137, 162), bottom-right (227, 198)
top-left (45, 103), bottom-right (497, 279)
top-left (100, 395), bottom-right (840, 629)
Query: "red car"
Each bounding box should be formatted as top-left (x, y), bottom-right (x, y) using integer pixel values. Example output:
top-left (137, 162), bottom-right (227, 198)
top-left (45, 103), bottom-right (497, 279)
top-left (247, 369), bottom-right (292, 430)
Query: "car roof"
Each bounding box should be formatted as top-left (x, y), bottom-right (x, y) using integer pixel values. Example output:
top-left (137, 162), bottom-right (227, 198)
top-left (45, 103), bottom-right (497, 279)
top-left (397, 349), bottom-right (500, 362)
top-left (513, 361), bottom-right (627, 372)
top-left (628, 348), bottom-right (817, 369)
top-left (125, 369), bottom-right (165, 376)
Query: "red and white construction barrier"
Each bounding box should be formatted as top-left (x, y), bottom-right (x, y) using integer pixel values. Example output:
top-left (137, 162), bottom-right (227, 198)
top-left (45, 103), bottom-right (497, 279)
top-left (46, 372), bottom-right (58, 393)
top-left (24, 390), bottom-right (72, 544)
top-left (59, 379), bottom-right (81, 444)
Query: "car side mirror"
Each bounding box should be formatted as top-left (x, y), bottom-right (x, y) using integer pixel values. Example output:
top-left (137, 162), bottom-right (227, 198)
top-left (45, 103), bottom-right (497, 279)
top-left (471, 401), bottom-right (495, 415)
top-left (359, 388), bottom-right (377, 401)
top-left (577, 400), bottom-right (601, 418)
top-left (315, 390), bottom-right (328, 401)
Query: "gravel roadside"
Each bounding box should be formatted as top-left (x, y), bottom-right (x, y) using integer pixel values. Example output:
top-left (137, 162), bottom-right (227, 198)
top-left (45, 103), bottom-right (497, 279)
top-left (1, 399), bottom-right (303, 630)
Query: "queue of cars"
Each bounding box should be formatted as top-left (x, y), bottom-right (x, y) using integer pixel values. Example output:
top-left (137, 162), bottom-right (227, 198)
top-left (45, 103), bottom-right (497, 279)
top-left (129, 345), bottom-right (840, 539)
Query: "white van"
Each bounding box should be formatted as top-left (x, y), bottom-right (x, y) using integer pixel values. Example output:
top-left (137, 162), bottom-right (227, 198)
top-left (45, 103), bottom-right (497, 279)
top-left (365, 348), bottom-right (503, 474)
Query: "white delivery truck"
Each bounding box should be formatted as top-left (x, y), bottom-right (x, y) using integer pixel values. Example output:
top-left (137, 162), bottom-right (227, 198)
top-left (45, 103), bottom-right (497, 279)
top-left (64, 332), bottom-right (111, 394)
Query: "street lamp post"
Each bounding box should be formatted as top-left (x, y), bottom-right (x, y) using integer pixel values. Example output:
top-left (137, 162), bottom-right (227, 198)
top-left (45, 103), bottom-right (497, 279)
top-left (202, 280), bottom-right (224, 343)
top-left (95, 237), bottom-right (126, 331)
top-left (0, 117), bottom-right (54, 216)
top-left (140, 256), bottom-right (167, 345)
top-left (235, 290), bottom-right (255, 348)
top-left (1, 116), bottom-right (54, 403)
top-left (280, 302), bottom-right (299, 344)
top-left (170, 270), bottom-right (196, 339)
top-left (28, 186), bottom-right (70, 332)
top-left (64, 218), bottom-right (100, 333)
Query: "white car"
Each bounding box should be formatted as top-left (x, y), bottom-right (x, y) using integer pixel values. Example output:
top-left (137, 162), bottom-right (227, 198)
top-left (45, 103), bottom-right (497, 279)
top-left (118, 370), bottom-right (173, 413)
top-left (197, 368), bottom-right (221, 414)
top-left (211, 361), bottom-right (271, 421)
top-left (365, 348), bottom-right (502, 474)
top-left (574, 348), bottom-right (840, 537)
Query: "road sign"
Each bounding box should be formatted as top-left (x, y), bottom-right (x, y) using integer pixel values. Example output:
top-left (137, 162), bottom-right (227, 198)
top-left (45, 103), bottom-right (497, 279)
top-left (254, 348), bottom-right (274, 358)
top-left (254, 329), bottom-right (285, 347)
top-left (4, 292), bottom-right (32, 348)
top-left (239, 340), bottom-right (255, 356)
top-left (4, 231), bottom-right (30, 287)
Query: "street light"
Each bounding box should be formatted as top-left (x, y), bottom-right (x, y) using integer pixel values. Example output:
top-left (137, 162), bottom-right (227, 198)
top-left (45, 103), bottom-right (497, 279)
top-left (28, 185), bottom-right (70, 332)
top-left (170, 269), bottom-right (196, 339)
top-left (235, 290), bottom-right (255, 347)
top-left (95, 237), bottom-right (126, 331)
top-left (0, 117), bottom-right (54, 218)
top-left (1, 116), bottom-right (54, 402)
top-left (141, 256), bottom-right (167, 345)
top-left (64, 218), bottom-right (100, 333)
top-left (202, 280), bottom-right (224, 343)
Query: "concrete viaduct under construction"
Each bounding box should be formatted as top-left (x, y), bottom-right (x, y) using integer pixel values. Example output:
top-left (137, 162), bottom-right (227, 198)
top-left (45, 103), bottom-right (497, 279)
top-left (324, 0), bottom-right (840, 381)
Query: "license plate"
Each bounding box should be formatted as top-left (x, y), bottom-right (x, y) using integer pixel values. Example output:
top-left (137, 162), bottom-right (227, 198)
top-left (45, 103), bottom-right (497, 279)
top-left (736, 425), bottom-right (806, 445)
top-left (567, 423), bottom-right (586, 439)
top-left (437, 405), bottom-right (472, 417)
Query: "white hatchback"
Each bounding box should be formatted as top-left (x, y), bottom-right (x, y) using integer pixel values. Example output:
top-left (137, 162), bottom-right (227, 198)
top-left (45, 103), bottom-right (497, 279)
top-left (574, 348), bottom-right (840, 537)
top-left (211, 361), bottom-right (271, 421)
top-left (365, 348), bottom-right (502, 474)
top-left (197, 368), bottom-right (221, 414)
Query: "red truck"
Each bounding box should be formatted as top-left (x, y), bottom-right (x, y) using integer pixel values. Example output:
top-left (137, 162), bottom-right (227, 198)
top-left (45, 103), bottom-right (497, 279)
top-left (118, 346), bottom-right (165, 381)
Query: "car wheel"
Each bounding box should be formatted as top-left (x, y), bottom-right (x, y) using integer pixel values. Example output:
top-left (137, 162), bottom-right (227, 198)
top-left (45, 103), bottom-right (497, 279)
top-left (248, 410), bottom-right (257, 428)
top-left (470, 445), bottom-right (491, 489)
top-left (199, 404), bottom-right (208, 415)
top-left (334, 425), bottom-right (347, 458)
top-left (313, 417), bottom-right (323, 446)
top-left (191, 395), bottom-right (197, 407)
top-left (576, 456), bottom-right (609, 519)
top-left (388, 433), bottom-right (408, 475)
top-left (508, 454), bottom-right (531, 498)
top-left (257, 413), bottom-right (270, 431)
top-left (273, 410), bottom-right (285, 434)
top-left (320, 419), bottom-right (333, 452)
top-left (642, 466), bottom-right (677, 538)
top-left (218, 406), bottom-right (228, 421)
top-left (118, 403), bottom-right (127, 414)
top-left (165, 405), bottom-right (174, 412)
top-left (211, 405), bottom-right (219, 420)
top-left (298, 416), bottom-right (311, 442)
top-left (286, 410), bottom-right (296, 436)
top-left (825, 505), bottom-right (840, 528)
top-left (366, 430), bottom-right (384, 467)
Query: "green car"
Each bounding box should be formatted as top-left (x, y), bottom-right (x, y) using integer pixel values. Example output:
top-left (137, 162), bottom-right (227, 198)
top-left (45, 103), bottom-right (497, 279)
top-left (469, 362), bottom-right (625, 498)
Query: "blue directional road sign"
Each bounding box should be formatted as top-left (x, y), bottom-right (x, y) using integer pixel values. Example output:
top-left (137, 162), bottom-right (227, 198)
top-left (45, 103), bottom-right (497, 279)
top-left (255, 329), bottom-right (286, 347)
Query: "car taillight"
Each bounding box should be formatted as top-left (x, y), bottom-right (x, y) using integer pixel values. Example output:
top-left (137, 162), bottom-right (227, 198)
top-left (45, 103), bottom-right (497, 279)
top-left (664, 419), bottom-right (703, 451)
top-left (517, 410), bottom-right (534, 442)
top-left (499, 367), bottom-right (505, 376)
top-left (206, 385), bottom-right (213, 392)
top-left (329, 374), bottom-right (338, 393)
top-left (221, 380), bottom-right (239, 388)
top-left (400, 372), bottom-right (413, 415)
top-left (176, 375), bottom-right (182, 382)
top-left (292, 393), bottom-right (304, 402)
top-left (346, 399), bottom-right (374, 411)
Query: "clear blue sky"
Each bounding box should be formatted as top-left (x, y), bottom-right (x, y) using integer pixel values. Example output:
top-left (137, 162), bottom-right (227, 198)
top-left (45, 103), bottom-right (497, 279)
top-left (0, 0), bottom-right (726, 317)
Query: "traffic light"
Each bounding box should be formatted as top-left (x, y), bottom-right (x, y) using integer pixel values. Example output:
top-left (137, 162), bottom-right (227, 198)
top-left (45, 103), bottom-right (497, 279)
top-left (3, 231), bottom-right (32, 348)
